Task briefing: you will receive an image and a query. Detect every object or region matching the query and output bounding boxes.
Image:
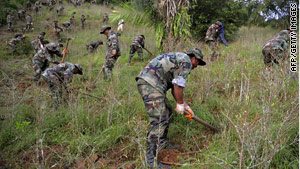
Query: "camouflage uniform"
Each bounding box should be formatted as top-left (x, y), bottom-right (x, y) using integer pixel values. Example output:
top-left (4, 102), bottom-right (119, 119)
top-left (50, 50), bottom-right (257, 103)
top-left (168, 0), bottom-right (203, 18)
top-left (26, 1), bottom-right (32, 10)
top-left (128, 35), bottom-right (145, 63)
top-left (42, 62), bottom-right (82, 109)
top-left (7, 13), bottom-right (14, 31)
top-left (56, 6), bottom-right (64, 16)
top-left (31, 33), bottom-right (47, 53)
top-left (262, 33), bottom-right (289, 66)
top-left (8, 34), bottom-right (26, 55)
top-left (18, 10), bottom-right (26, 20)
top-left (102, 29), bottom-right (121, 80)
top-left (117, 19), bottom-right (124, 32)
top-left (24, 15), bottom-right (32, 32)
top-left (136, 52), bottom-right (193, 168)
top-left (32, 42), bottom-right (63, 82)
top-left (62, 21), bottom-right (71, 30)
top-left (59, 0), bottom-right (63, 5)
top-left (205, 23), bottom-right (219, 61)
top-left (34, 1), bottom-right (40, 14)
top-left (86, 40), bottom-right (103, 53)
top-left (70, 12), bottom-right (76, 26)
top-left (103, 13), bottom-right (108, 24)
top-left (48, 0), bottom-right (56, 11)
top-left (80, 15), bottom-right (86, 29)
top-left (53, 21), bottom-right (63, 37)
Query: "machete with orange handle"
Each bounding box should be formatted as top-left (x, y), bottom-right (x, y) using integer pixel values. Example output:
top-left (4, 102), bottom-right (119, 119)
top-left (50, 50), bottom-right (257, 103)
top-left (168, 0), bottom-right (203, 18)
top-left (60, 38), bottom-right (72, 63)
top-left (184, 109), bottom-right (220, 132)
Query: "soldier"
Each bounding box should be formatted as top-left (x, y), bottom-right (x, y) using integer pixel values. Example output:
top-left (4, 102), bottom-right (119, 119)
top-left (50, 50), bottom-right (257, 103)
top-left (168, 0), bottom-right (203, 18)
top-left (48, 0), bottom-right (56, 11)
top-left (103, 13), bottom-right (108, 24)
top-left (117, 19), bottom-right (124, 32)
top-left (31, 31), bottom-right (48, 53)
top-left (7, 12), bottom-right (14, 31)
top-left (205, 21), bottom-right (221, 61)
top-left (136, 48), bottom-right (206, 168)
top-left (80, 15), bottom-right (86, 29)
top-left (86, 40), bottom-right (103, 53)
top-left (262, 29), bottom-right (290, 66)
top-left (59, 0), bottom-right (63, 5)
top-left (70, 12), bottom-right (76, 26)
top-left (53, 21), bottom-right (63, 38)
top-left (34, 1), bottom-right (41, 14)
top-left (8, 34), bottom-right (26, 55)
top-left (62, 21), bottom-right (71, 30)
top-left (42, 62), bottom-right (83, 109)
top-left (128, 35), bottom-right (145, 63)
top-left (26, 1), bottom-right (32, 10)
top-left (216, 21), bottom-right (228, 48)
top-left (56, 6), bottom-right (64, 16)
top-left (18, 9), bottom-right (26, 20)
top-left (32, 42), bottom-right (65, 82)
top-left (90, 0), bottom-right (96, 4)
top-left (100, 25), bottom-right (121, 80)
top-left (103, 0), bottom-right (108, 6)
top-left (23, 14), bottom-right (32, 32)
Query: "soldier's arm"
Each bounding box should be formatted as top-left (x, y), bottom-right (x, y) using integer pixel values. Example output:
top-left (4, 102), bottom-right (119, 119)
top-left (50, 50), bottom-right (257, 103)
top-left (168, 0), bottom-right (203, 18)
top-left (110, 35), bottom-right (118, 56)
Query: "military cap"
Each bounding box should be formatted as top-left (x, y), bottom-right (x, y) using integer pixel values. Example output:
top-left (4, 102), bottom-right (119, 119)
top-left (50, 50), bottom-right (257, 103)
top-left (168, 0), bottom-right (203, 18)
top-left (40, 31), bottom-right (46, 35)
top-left (75, 64), bottom-right (83, 75)
top-left (216, 21), bottom-right (222, 26)
top-left (141, 35), bottom-right (145, 39)
top-left (185, 48), bottom-right (206, 66)
top-left (100, 25), bottom-right (111, 34)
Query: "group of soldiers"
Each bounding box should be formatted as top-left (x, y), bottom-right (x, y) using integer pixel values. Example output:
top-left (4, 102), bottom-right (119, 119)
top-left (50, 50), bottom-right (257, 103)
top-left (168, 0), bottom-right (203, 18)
top-left (5, 1), bottom-right (293, 169)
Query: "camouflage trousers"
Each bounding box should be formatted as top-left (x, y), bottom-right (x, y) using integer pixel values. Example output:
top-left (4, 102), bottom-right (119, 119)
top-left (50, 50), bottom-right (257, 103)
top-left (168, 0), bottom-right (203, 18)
top-left (137, 78), bottom-right (172, 167)
top-left (8, 22), bottom-right (12, 31)
top-left (128, 45), bottom-right (143, 63)
top-left (102, 51), bottom-right (120, 81)
top-left (262, 47), bottom-right (287, 66)
top-left (33, 59), bottom-right (49, 82)
top-left (42, 74), bottom-right (62, 109)
top-left (24, 23), bottom-right (32, 32)
top-left (207, 40), bottom-right (219, 61)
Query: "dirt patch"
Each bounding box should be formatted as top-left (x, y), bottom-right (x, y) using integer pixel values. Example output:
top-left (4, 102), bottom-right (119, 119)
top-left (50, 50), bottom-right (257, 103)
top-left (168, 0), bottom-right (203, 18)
top-left (158, 149), bottom-right (180, 165)
top-left (17, 82), bottom-right (31, 93)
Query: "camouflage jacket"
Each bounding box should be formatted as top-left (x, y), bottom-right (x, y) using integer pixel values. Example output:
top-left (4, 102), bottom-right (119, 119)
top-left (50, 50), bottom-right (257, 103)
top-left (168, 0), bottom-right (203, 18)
top-left (7, 14), bottom-right (13, 23)
top-left (42, 62), bottom-right (76, 85)
top-left (131, 35), bottom-right (144, 48)
top-left (37, 35), bottom-right (44, 44)
top-left (33, 43), bottom-right (62, 63)
top-left (106, 30), bottom-right (120, 53)
top-left (18, 10), bottom-right (26, 15)
top-left (205, 24), bottom-right (218, 42)
top-left (136, 52), bottom-right (192, 95)
top-left (81, 16), bottom-right (86, 23)
top-left (263, 38), bottom-right (288, 51)
top-left (9, 37), bottom-right (23, 46)
top-left (26, 15), bottom-right (32, 24)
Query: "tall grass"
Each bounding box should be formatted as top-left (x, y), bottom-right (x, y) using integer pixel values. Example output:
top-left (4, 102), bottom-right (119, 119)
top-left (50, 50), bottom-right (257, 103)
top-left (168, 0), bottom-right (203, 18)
top-left (0, 2), bottom-right (298, 169)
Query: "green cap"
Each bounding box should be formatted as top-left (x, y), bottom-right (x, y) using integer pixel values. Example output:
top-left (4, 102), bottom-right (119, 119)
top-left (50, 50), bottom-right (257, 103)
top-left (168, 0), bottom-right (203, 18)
top-left (185, 48), bottom-right (206, 66)
top-left (75, 64), bottom-right (83, 75)
top-left (100, 25), bottom-right (111, 34)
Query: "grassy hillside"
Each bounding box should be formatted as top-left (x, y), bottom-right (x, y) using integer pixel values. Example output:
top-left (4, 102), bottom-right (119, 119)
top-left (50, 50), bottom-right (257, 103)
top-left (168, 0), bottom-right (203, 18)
top-left (0, 2), bottom-right (298, 169)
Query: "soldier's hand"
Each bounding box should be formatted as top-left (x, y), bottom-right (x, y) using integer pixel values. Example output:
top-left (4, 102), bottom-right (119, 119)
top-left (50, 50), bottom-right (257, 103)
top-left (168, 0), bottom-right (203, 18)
top-left (111, 49), bottom-right (117, 56)
top-left (183, 102), bottom-right (194, 120)
top-left (174, 103), bottom-right (184, 115)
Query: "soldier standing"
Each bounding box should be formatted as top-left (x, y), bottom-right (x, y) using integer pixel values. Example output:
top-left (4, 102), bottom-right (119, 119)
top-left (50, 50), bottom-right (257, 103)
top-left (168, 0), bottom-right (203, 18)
top-left (86, 40), bottom-right (103, 53)
top-left (128, 35), bottom-right (145, 63)
top-left (70, 12), bottom-right (76, 26)
top-left (56, 6), bottom-right (64, 16)
top-left (7, 12), bottom-right (14, 31)
top-left (34, 1), bottom-right (41, 15)
top-left (42, 62), bottom-right (83, 109)
top-left (8, 34), bottom-right (26, 55)
top-left (32, 42), bottom-right (65, 82)
top-left (59, 0), bottom-right (63, 5)
top-left (24, 14), bottom-right (32, 32)
top-left (103, 13), bottom-right (108, 24)
top-left (26, 1), bottom-right (32, 10)
top-left (136, 48), bottom-right (206, 168)
top-left (262, 29), bottom-right (290, 66)
top-left (100, 25), bottom-right (121, 80)
top-left (80, 15), bottom-right (86, 29)
top-left (205, 21), bottom-right (221, 61)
